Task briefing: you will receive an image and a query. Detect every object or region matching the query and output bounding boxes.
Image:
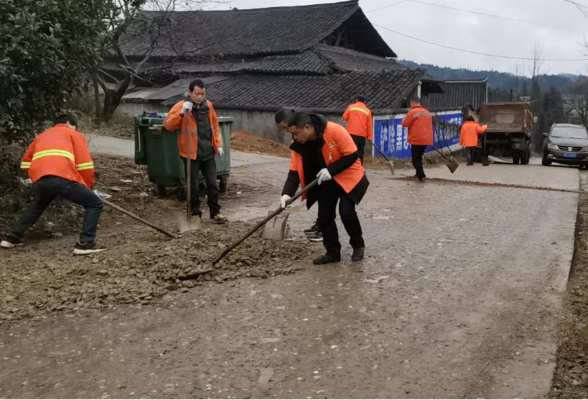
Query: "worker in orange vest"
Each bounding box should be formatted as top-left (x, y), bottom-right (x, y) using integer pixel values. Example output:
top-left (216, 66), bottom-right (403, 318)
top-left (0, 114), bottom-right (105, 255)
top-left (164, 79), bottom-right (227, 224)
top-left (280, 112), bottom-right (369, 265)
top-left (275, 108), bottom-right (323, 242)
top-left (342, 95), bottom-right (373, 164)
top-left (460, 116), bottom-right (487, 166)
top-left (402, 97), bottom-right (434, 182)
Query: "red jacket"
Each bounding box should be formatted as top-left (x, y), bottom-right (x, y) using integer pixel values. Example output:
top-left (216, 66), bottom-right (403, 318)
top-left (163, 99), bottom-right (222, 160)
top-left (342, 101), bottom-right (373, 140)
top-left (20, 124), bottom-right (95, 188)
top-left (402, 105), bottom-right (434, 146)
top-left (460, 121), bottom-right (487, 147)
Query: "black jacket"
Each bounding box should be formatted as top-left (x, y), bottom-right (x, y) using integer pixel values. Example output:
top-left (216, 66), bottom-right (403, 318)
top-left (282, 113), bottom-right (368, 208)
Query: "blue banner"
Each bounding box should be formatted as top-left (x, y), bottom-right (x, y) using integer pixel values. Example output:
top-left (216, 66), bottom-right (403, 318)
top-left (373, 112), bottom-right (463, 159)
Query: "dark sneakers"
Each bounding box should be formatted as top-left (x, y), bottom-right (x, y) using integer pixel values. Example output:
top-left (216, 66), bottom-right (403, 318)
top-left (313, 253), bottom-right (341, 265)
top-left (351, 247), bottom-right (365, 262)
top-left (0, 234), bottom-right (23, 249)
top-left (305, 224), bottom-right (323, 242)
top-left (73, 241), bottom-right (107, 255)
top-left (304, 224), bottom-right (320, 235)
top-left (306, 231), bottom-right (323, 242)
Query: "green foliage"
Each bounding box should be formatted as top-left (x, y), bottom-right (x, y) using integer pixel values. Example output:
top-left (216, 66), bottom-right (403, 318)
top-left (398, 60), bottom-right (581, 92)
top-left (0, 0), bottom-right (113, 143)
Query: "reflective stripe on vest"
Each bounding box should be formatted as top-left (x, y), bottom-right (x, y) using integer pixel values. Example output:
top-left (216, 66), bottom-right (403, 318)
top-left (20, 162), bottom-right (31, 169)
top-left (75, 162), bottom-right (94, 171)
top-left (349, 107), bottom-right (370, 116)
top-left (32, 149), bottom-right (75, 162)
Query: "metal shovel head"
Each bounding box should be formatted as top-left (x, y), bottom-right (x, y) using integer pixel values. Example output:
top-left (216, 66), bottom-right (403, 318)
top-left (445, 156), bottom-right (459, 173)
top-left (262, 211), bottom-right (290, 240)
top-left (387, 160), bottom-right (395, 176)
top-left (177, 212), bottom-right (201, 233)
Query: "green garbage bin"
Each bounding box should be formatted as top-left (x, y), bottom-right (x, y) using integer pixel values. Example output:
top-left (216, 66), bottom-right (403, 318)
top-left (134, 112), bottom-right (232, 196)
top-left (216, 117), bottom-right (233, 192)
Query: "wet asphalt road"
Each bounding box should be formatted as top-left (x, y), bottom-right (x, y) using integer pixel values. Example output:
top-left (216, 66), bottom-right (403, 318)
top-left (0, 149), bottom-right (580, 398)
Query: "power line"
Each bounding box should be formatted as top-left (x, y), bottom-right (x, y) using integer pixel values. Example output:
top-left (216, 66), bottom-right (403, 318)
top-left (365, 0), bottom-right (408, 13)
top-left (372, 23), bottom-right (588, 62)
top-left (406, 0), bottom-right (588, 34)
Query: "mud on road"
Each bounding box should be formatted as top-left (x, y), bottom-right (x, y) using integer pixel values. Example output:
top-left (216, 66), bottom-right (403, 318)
top-left (0, 155), bottom-right (317, 323)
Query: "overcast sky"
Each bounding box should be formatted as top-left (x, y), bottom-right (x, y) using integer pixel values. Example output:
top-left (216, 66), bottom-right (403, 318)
top-left (203, 0), bottom-right (588, 76)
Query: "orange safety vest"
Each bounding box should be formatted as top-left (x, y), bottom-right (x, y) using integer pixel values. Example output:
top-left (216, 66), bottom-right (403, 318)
top-left (459, 121), bottom-right (487, 147)
top-left (289, 122), bottom-right (366, 201)
top-left (401, 105), bottom-right (434, 146)
top-left (20, 124), bottom-right (95, 188)
top-left (163, 99), bottom-right (222, 160)
top-left (342, 101), bottom-right (373, 140)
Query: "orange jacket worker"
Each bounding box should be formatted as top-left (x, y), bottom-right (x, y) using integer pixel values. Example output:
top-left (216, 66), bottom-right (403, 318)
top-left (1, 114), bottom-right (105, 255)
top-left (280, 112), bottom-right (369, 265)
top-left (164, 79), bottom-right (227, 224)
top-left (460, 116), bottom-right (487, 165)
top-left (402, 97), bottom-right (434, 182)
top-left (342, 95), bottom-right (373, 163)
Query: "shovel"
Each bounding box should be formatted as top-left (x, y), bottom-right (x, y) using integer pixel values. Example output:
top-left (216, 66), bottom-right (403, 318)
top-left (177, 113), bottom-right (201, 233)
top-left (212, 178), bottom-right (319, 265)
top-left (262, 212), bottom-right (290, 240)
top-left (367, 140), bottom-right (395, 175)
top-left (102, 199), bottom-right (177, 239)
top-left (430, 145), bottom-right (459, 173)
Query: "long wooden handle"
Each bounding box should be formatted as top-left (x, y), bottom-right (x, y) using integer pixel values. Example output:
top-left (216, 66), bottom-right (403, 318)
top-left (368, 140), bottom-right (391, 162)
top-left (368, 140), bottom-right (395, 175)
top-left (430, 144), bottom-right (451, 161)
top-left (212, 178), bottom-right (319, 265)
top-left (103, 199), bottom-right (177, 238)
top-left (184, 115), bottom-right (192, 220)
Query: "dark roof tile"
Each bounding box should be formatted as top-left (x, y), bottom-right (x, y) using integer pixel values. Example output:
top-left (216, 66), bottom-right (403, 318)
top-left (161, 69), bottom-right (426, 111)
top-left (121, 1), bottom-right (395, 59)
top-left (422, 79), bottom-right (488, 110)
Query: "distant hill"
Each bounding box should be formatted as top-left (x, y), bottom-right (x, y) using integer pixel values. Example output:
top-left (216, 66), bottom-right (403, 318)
top-left (398, 60), bottom-right (582, 91)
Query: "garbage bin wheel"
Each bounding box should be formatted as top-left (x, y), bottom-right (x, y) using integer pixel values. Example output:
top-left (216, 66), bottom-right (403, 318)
top-left (154, 184), bottom-right (167, 198)
top-left (219, 176), bottom-right (228, 193)
top-left (177, 185), bottom-right (187, 201)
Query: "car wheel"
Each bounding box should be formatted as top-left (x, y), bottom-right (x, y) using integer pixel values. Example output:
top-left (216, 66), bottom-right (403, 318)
top-left (154, 184), bottom-right (166, 197)
top-left (542, 157), bottom-right (552, 166)
top-left (513, 150), bottom-right (521, 165)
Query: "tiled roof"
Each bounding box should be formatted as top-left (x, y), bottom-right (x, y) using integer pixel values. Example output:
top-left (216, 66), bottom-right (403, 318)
top-left (120, 1), bottom-right (395, 59)
top-left (160, 69), bottom-right (426, 112)
top-left (106, 45), bottom-right (402, 79)
top-left (315, 44), bottom-right (405, 72)
top-left (422, 79), bottom-right (488, 110)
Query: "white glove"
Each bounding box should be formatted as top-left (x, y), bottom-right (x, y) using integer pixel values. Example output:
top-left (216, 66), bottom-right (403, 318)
top-left (217, 147), bottom-right (224, 157)
top-left (181, 101), bottom-right (193, 115)
top-left (280, 194), bottom-right (292, 209)
top-left (316, 168), bottom-right (332, 185)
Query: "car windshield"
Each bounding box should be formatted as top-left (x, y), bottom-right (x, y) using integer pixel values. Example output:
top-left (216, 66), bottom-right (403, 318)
top-left (551, 126), bottom-right (588, 139)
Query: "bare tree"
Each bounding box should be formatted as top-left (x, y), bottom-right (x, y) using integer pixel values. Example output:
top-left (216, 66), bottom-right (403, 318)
top-left (93, 0), bottom-right (229, 122)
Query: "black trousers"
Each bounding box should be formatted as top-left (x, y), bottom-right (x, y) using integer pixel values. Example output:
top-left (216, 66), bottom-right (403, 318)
top-left (465, 147), bottom-right (476, 165)
top-left (9, 175), bottom-right (103, 243)
top-left (411, 145), bottom-right (427, 179)
top-left (351, 135), bottom-right (366, 164)
top-left (317, 181), bottom-right (364, 256)
top-left (182, 157), bottom-right (221, 218)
